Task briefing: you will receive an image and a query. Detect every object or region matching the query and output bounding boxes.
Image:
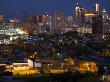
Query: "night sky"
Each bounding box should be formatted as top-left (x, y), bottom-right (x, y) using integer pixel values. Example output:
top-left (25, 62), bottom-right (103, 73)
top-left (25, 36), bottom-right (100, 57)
top-left (0, 0), bottom-right (110, 19)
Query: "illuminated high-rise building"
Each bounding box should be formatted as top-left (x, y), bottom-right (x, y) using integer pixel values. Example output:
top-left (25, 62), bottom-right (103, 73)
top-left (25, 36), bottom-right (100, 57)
top-left (37, 15), bottom-right (47, 33)
top-left (38, 15), bottom-right (43, 23)
top-left (85, 12), bottom-right (95, 24)
top-left (42, 12), bottom-right (48, 23)
top-left (102, 9), bottom-right (108, 21)
top-left (52, 12), bottom-right (65, 32)
top-left (42, 12), bottom-right (52, 32)
top-left (37, 12), bottom-right (52, 33)
top-left (95, 4), bottom-right (100, 15)
top-left (9, 18), bottom-right (21, 29)
top-left (75, 3), bottom-right (86, 24)
top-left (66, 16), bottom-right (73, 28)
top-left (23, 15), bottom-right (38, 35)
top-left (43, 12), bottom-right (51, 26)
top-left (75, 3), bottom-right (82, 21)
top-left (102, 9), bottom-right (109, 33)
top-left (0, 13), bottom-right (4, 24)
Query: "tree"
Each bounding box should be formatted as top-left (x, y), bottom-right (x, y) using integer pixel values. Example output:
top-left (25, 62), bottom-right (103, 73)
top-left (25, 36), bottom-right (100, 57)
top-left (28, 51), bottom-right (40, 68)
top-left (0, 65), bottom-right (6, 76)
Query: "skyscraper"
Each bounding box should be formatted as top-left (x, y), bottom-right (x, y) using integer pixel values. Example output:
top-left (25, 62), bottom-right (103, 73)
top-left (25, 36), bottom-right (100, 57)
top-left (52, 12), bottom-right (65, 32)
top-left (92, 15), bottom-right (103, 34)
top-left (102, 9), bottom-right (108, 21)
top-left (0, 13), bottom-right (4, 24)
top-left (75, 3), bottom-right (85, 25)
top-left (85, 12), bottom-right (95, 24)
top-left (22, 9), bottom-right (28, 23)
top-left (66, 16), bottom-right (73, 28)
top-left (42, 12), bottom-right (52, 32)
top-left (102, 9), bottom-right (109, 33)
top-left (9, 18), bottom-right (21, 29)
top-left (95, 4), bottom-right (100, 15)
top-left (37, 15), bottom-right (47, 33)
top-left (75, 3), bottom-right (82, 21)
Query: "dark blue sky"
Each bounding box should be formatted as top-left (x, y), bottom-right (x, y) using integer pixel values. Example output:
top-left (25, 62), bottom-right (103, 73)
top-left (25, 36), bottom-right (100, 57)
top-left (0, 0), bottom-right (109, 19)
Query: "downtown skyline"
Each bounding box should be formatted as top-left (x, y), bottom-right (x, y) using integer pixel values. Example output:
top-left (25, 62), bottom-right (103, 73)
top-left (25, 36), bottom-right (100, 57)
top-left (0, 0), bottom-right (110, 20)
top-left (0, 1), bottom-right (110, 81)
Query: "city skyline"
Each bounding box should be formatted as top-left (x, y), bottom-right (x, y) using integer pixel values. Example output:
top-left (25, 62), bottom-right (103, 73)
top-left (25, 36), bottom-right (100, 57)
top-left (0, 0), bottom-right (109, 20)
top-left (0, 1), bottom-right (110, 81)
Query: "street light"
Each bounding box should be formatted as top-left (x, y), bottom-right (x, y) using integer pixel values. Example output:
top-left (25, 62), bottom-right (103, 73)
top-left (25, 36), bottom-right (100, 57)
top-left (57, 53), bottom-right (60, 56)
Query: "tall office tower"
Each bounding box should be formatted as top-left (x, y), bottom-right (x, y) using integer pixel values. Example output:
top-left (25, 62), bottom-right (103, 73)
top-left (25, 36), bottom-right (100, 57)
top-left (102, 9), bottom-right (109, 33)
top-left (44, 12), bottom-right (52, 26)
top-left (81, 8), bottom-right (86, 23)
top-left (27, 15), bottom-right (37, 24)
top-left (102, 9), bottom-right (108, 22)
top-left (31, 15), bottom-right (37, 24)
top-left (38, 16), bottom-right (43, 23)
top-left (75, 3), bottom-right (82, 21)
top-left (22, 9), bottom-right (28, 23)
top-left (41, 12), bottom-right (52, 32)
top-left (37, 15), bottom-right (44, 33)
top-left (0, 13), bottom-right (4, 24)
top-left (22, 15), bottom-right (38, 35)
top-left (66, 16), bottom-right (73, 28)
top-left (95, 4), bottom-right (100, 15)
top-left (42, 12), bottom-right (48, 23)
top-left (75, 3), bottom-right (85, 25)
top-left (85, 12), bottom-right (95, 24)
top-left (43, 12), bottom-right (52, 32)
top-left (9, 18), bottom-right (21, 29)
top-left (92, 15), bottom-right (103, 34)
top-left (52, 12), bottom-right (65, 32)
